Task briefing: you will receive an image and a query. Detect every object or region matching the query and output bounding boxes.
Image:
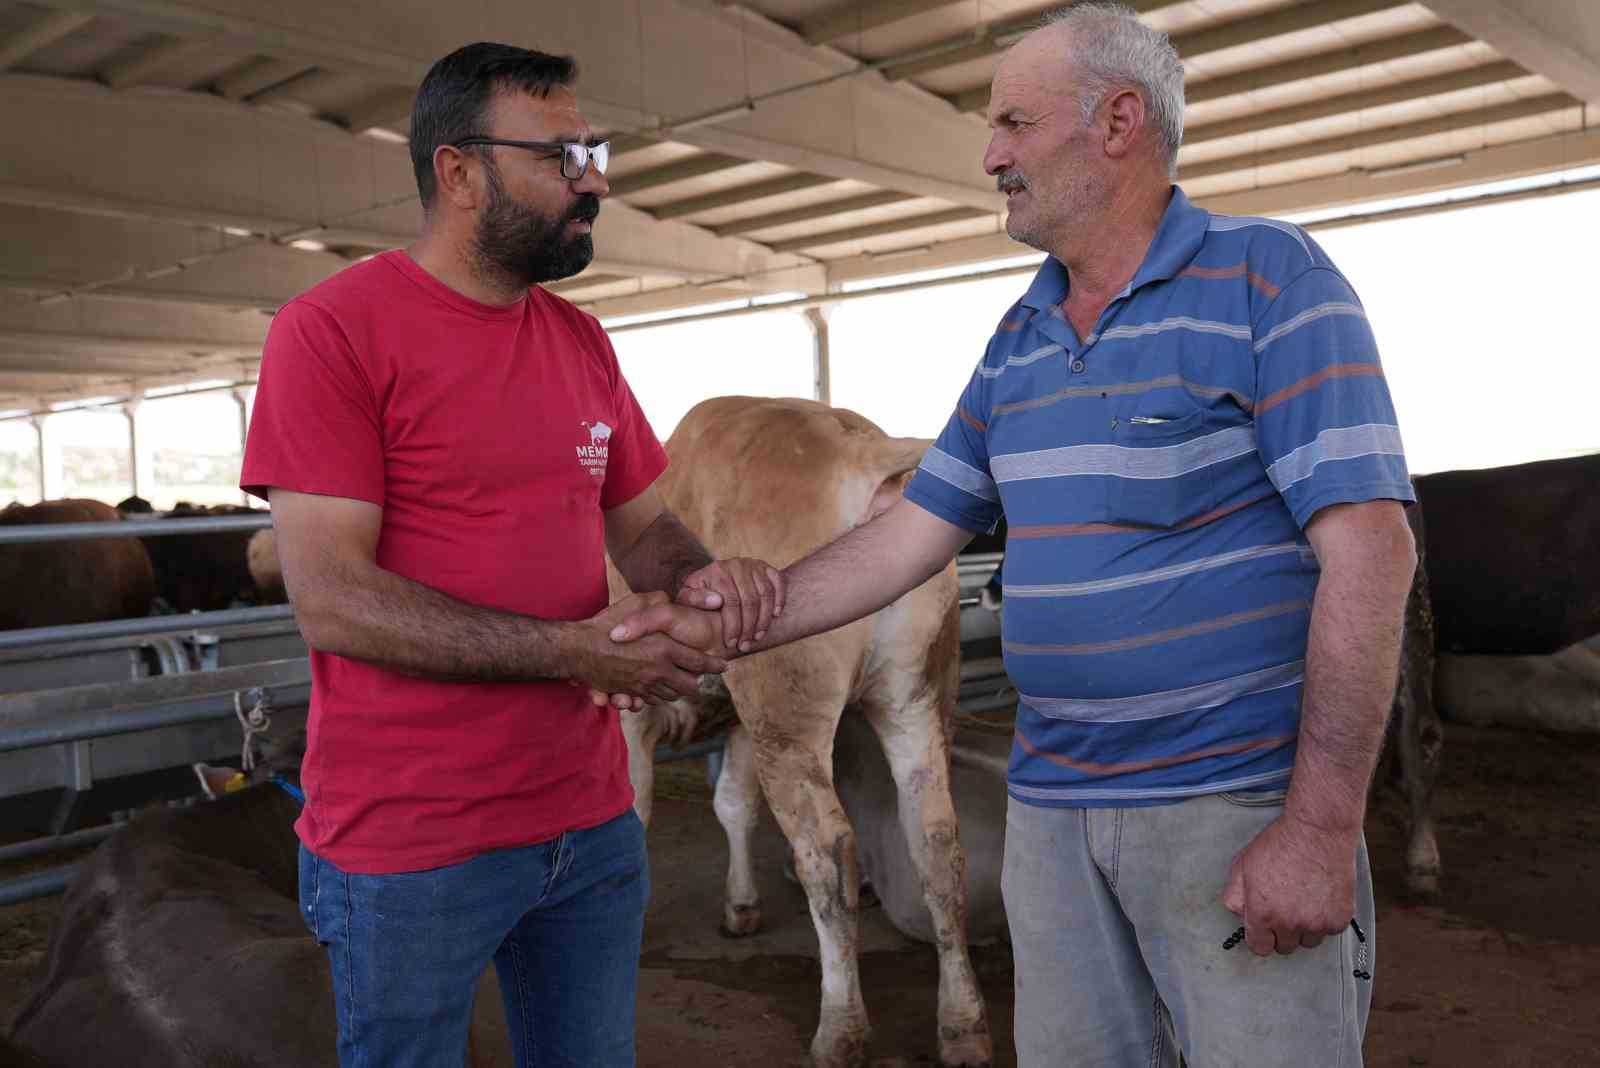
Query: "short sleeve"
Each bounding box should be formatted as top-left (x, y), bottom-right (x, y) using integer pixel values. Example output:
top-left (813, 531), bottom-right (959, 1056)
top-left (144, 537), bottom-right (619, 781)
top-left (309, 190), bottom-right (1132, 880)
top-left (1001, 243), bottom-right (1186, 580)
top-left (903, 350), bottom-right (1002, 533)
top-left (240, 300), bottom-right (384, 506)
top-left (595, 331), bottom-right (669, 510)
top-left (1252, 267), bottom-right (1415, 528)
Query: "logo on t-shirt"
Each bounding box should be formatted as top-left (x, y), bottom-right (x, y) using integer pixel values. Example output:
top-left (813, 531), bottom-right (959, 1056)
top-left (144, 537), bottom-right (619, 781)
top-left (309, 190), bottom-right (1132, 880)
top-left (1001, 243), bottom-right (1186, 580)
top-left (576, 420), bottom-right (612, 478)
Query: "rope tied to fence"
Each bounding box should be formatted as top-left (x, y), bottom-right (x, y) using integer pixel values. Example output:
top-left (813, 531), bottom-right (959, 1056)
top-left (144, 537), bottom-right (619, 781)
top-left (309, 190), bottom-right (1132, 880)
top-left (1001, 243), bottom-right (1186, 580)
top-left (234, 687), bottom-right (272, 771)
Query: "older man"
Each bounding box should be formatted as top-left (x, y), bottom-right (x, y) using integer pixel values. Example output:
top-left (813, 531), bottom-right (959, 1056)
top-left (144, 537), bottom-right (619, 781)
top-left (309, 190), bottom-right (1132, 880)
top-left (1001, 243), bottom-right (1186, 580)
top-left (242, 42), bottom-right (780, 1068)
top-left (617, 3), bottom-right (1416, 1064)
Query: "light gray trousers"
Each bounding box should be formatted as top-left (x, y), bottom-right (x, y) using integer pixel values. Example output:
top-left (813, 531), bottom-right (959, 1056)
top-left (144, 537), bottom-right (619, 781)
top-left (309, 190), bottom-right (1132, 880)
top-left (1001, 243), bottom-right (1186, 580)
top-left (1002, 791), bottom-right (1374, 1068)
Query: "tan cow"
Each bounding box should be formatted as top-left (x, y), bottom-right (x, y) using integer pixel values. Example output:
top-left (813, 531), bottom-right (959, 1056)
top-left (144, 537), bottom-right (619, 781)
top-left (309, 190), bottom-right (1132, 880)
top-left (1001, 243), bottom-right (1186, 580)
top-left (620, 396), bottom-right (991, 1068)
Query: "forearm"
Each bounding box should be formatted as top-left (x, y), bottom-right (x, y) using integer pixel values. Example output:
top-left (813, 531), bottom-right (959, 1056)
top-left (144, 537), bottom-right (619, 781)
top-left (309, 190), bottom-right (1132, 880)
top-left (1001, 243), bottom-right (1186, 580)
top-left (613, 510), bottom-right (712, 596)
top-left (293, 561), bottom-right (575, 682)
top-left (753, 500), bottom-right (968, 651)
top-left (1285, 531), bottom-right (1416, 833)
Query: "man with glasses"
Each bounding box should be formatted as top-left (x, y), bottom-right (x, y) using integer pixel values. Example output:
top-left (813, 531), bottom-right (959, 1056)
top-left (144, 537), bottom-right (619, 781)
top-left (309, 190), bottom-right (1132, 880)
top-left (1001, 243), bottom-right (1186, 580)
top-left (240, 42), bottom-right (782, 1067)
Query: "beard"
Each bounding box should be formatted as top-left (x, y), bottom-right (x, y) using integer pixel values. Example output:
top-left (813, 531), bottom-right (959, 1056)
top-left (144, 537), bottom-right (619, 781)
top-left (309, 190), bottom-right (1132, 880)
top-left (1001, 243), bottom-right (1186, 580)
top-left (472, 163), bottom-right (600, 287)
top-left (998, 166), bottom-right (1100, 255)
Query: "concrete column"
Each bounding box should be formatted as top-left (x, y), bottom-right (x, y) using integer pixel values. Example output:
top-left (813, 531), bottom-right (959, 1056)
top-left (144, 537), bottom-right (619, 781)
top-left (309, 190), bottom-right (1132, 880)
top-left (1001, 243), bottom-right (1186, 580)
top-left (29, 415), bottom-right (46, 502)
top-left (232, 387), bottom-right (252, 506)
top-left (123, 396), bottom-right (155, 502)
top-left (803, 304), bottom-right (835, 406)
top-left (34, 414), bottom-right (62, 501)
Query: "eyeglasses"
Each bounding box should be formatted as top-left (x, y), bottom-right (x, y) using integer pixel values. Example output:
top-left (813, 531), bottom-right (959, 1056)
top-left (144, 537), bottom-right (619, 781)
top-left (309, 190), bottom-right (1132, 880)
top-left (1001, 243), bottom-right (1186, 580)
top-left (451, 137), bottom-right (610, 181)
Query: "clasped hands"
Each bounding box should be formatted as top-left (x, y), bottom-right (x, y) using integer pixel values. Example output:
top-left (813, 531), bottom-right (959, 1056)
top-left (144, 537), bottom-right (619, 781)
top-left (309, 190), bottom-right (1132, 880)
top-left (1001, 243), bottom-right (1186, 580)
top-left (573, 558), bottom-right (785, 711)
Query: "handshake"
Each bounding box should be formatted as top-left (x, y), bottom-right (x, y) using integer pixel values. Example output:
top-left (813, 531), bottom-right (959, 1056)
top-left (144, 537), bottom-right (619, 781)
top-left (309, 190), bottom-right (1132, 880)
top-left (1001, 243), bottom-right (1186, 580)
top-left (570, 558), bottom-right (785, 711)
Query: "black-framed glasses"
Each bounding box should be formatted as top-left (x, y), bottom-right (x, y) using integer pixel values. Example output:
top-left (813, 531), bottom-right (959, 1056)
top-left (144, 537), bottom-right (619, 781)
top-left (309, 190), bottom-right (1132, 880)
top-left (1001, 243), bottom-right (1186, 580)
top-left (451, 137), bottom-right (610, 181)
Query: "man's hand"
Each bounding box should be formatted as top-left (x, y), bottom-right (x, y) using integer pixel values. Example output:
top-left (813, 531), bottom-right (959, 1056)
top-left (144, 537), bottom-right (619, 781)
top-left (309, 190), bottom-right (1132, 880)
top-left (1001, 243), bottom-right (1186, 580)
top-left (674, 558), bottom-right (786, 653)
top-left (569, 592), bottom-right (726, 709)
top-left (1221, 813), bottom-right (1357, 956)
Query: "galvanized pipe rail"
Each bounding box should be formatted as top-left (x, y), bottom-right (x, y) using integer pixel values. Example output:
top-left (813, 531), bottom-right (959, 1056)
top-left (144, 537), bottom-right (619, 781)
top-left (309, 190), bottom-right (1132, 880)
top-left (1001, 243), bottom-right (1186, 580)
top-left (0, 513), bottom-right (271, 544)
top-left (0, 605), bottom-right (296, 653)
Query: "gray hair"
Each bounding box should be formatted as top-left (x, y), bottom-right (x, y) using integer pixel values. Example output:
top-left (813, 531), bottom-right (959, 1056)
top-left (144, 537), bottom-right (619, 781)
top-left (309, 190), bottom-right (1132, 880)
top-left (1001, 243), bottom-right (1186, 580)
top-left (1044, 2), bottom-right (1185, 174)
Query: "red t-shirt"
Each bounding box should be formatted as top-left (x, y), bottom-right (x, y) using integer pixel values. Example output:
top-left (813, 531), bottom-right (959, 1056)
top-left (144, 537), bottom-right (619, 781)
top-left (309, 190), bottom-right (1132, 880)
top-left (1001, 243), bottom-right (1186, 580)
top-left (241, 250), bottom-right (667, 874)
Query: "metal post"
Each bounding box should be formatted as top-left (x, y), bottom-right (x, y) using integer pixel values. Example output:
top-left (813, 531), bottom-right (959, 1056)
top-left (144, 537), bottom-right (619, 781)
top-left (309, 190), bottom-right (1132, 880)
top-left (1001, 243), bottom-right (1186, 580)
top-left (123, 397), bottom-right (142, 500)
top-left (232, 386), bottom-right (251, 506)
top-left (804, 305), bottom-right (834, 405)
top-left (29, 413), bottom-right (46, 501)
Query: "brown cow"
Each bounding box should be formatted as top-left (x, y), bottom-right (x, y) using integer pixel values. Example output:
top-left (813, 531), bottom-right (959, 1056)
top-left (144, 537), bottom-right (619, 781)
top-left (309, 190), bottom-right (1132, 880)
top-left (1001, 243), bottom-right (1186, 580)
top-left (621, 396), bottom-right (990, 1068)
top-left (0, 499), bottom-right (155, 631)
top-left (7, 729), bottom-right (506, 1068)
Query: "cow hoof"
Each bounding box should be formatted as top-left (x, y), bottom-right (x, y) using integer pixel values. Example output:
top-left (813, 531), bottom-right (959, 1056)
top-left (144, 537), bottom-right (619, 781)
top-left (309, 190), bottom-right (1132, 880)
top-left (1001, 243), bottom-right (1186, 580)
top-left (1405, 870), bottom-right (1441, 900)
top-left (719, 903), bottom-right (762, 938)
top-left (810, 1016), bottom-right (870, 1068)
top-left (938, 1019), bottom-right (992, 1067)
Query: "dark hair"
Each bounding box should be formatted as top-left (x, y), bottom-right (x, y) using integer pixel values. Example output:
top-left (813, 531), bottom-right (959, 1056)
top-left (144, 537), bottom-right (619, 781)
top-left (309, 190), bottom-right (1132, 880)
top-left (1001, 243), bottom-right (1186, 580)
top-left (409, 42), bottom-right (578, 210)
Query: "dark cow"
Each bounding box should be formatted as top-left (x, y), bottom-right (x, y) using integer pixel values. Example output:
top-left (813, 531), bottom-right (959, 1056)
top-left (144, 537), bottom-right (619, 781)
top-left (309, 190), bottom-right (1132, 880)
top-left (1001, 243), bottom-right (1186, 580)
top-left (1415, 453), bottom-right (1600, 656)
top-left (0, 499), bottom-right (156, 631)
top-left (141, 502), bottom-right (269, 613)
top-left (6, 731), bottom-right (506, 1067)
top-left (0, 1035), bottom-right (47, 1068)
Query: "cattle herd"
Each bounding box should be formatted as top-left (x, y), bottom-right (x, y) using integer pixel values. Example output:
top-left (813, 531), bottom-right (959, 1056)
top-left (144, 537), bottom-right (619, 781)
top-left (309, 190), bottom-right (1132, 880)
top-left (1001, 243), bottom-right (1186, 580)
top-left (0, 400), bottom-right (1596, 1067)
top-left (0, 498), bottom-right (286, 630)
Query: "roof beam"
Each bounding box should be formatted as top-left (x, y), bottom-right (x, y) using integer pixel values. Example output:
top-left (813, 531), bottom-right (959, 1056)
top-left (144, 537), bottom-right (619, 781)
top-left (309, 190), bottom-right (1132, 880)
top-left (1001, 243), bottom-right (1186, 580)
top-left (30, 0), bottom-right (998, 205)
top-left (798, 0), bottom-right (967, 45)
top-left (953, 24), bottom-right (1479, 115)
top-left (605, 153), bottom-right (753, 197)
top-left (883, 0), bottom-right (1382, 83)
top-left (333, 87), bottom-right (414, 133)
top-left (1193, 124), bottom-right (1600, 218)
top-left (1174, 0), bottom-right (1402, 60)
top-left (1185, 26), bottom-right (1473, 106)
top-left (711, 191), bottom-right (920, 237)
top-left (0, 10), bottom-right (94, 72)
top-left (0, 330), bottom-right (261, 361)
top-left (210, 56), bottom-right (314, 99)
top-left (0, 75), bottom-right (820, 295)
top-left (649, 174), bottom-right (841, 221)
top-left (765, 207), bottom-right (991, 253)
top-left (98, 34), bottom-right (212, 88)
top-left (1184, 60), bottom-right (1529, 146)
top-left (1180, 92), bottom-right (1579, 181)
top-left (1423, 0), bottom-right (1600, 102)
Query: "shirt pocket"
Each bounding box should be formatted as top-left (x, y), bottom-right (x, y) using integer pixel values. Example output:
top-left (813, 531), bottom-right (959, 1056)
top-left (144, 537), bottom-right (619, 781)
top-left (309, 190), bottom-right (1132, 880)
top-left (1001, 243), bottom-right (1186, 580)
top-left (1105, 402), bottom-right (1220, 529)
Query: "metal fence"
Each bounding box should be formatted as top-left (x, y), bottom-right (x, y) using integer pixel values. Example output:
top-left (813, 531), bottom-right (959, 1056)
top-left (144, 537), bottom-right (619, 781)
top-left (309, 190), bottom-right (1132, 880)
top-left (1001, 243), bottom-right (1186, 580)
top-left (0, 514), bottom-right (1015, 906)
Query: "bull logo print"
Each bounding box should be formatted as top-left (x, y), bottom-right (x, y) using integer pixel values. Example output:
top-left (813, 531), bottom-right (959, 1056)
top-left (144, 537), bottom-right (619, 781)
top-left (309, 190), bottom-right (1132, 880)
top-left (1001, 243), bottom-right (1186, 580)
top-left (576, 420), bottom-right (612, 478)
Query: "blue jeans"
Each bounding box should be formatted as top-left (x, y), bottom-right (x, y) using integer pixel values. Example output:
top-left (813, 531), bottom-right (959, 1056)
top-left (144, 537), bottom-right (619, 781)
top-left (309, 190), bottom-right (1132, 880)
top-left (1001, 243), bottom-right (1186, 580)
top-left (298, 810), bottom-right (650, 1068)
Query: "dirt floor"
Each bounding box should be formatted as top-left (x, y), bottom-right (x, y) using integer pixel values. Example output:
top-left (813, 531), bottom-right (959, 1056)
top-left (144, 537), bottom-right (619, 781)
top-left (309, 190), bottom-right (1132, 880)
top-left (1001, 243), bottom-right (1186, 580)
top-left (3, 721), bottom-right (1599, 1067)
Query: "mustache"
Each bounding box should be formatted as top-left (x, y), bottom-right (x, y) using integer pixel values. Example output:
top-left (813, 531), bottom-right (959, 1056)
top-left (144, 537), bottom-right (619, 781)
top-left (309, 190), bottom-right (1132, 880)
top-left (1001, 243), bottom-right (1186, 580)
top-left (996, 170), bottom-right (1028, 193)
top-left (567, 195), bottom-right (601, 224)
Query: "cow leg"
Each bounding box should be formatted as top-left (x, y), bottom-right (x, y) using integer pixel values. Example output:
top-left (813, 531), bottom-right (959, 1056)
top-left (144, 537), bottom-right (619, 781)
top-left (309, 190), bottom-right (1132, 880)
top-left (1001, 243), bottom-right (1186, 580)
top-left (1394, 648), bottom-right (1444, 898)
top-left (713, 724), bottom-right (764, 936)
top-left (622, 703), bottom-right (664, 829)
top-left (1394, 515), bottom-right (1443, 898)
top-left (861, 685), bottom-right (991, 1067)
top-left (734, 664), bottom-right (867, 1068)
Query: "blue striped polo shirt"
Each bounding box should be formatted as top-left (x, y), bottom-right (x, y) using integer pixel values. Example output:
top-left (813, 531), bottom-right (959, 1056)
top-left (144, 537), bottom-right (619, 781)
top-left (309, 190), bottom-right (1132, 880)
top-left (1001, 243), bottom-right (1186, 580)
top-left (905, 186), bottom-right (1414, 807)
